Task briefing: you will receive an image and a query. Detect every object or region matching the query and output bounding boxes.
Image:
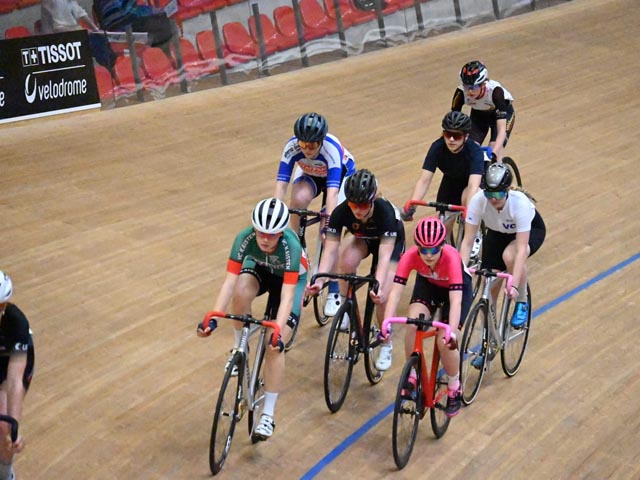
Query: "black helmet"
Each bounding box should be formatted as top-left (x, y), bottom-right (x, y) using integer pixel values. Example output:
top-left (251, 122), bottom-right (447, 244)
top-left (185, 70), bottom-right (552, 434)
top-left (460, 60), bottom-right (488, 86)
top-left (294, 113), bottom-right (328, 143)
top-left (442, 111), bottom-right (472, 132)
top-left (345, 169), bottom-right (377, 203)
top-left (481, 163), bottom-right (512, 192)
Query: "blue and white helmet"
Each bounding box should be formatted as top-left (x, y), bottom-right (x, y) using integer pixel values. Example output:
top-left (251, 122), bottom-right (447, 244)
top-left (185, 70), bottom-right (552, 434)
top-left (0, 271), bottom-right (13, 303)
top-left (252, 198), bottom-right (290, 234)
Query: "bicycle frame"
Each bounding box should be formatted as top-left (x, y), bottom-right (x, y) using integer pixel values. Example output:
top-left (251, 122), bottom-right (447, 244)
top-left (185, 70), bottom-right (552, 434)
top-left (382, 315), bottom-right (452, 413)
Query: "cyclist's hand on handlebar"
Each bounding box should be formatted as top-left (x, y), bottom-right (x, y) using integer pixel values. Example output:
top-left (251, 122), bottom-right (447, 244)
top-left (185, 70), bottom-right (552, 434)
top-left (505, 285), bottom-right (519, 300)
top-left (269, 333), bottom-right (285, 353)
top-left (369, 288), bottom-right (385, 304)
top-left (197, 316), bottom-right (218, 337)
top-left (305, 281), bottom-right (322, 297)
top-left (400, 204), bottom-right (417, 221)
top-left (442, 331), bottom-right (458, 350)
top-left (5, 433), bottom-right (24, 454)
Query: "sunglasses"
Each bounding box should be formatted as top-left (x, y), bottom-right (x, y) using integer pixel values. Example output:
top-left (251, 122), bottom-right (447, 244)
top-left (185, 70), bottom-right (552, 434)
top-left (418, 245), bottom-right (442, 255)
top-left (483, 190), bottom-right (507, 200)
top-left (442, 130), bottom-right (466, 141)
top-left (348, 201), bottom-right (372, 210)
top-left (463, 84), bottom-right (482, 91)
top-left (298, 140), bottom-right (320, 150)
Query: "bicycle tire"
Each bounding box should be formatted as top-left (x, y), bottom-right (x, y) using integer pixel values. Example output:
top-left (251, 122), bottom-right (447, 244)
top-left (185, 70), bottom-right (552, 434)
top-left (323, 301), bottom-right (356, 413)
top-left (209, 352), bottom-right (244, 475)
top-left (312, 284), bottom-right (331, 327)
top-left (502, 157), bottom-right (523, 187)
top-left (429, 355), bottom-right (451, 438)
top-left (363, 297), bottom-right (384, 385)
top-left (392, 355), bottom-right (421, 470)
top-left (284, 315), bottom-right (300, 351)
top-left (500, 284), bottom-right (532, 376)
top-left (460, 300), bottom-right (488, 405)
top-left (247, 332), bottom-right (266, 440)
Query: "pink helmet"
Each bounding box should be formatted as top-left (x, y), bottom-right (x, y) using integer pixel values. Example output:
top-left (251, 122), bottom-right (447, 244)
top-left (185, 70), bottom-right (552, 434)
top-left (414, 217), bottom-right (447, 248)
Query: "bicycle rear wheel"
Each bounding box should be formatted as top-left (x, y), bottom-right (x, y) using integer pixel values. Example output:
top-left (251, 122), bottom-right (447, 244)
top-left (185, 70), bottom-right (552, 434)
top-left (502, 157), bottom-right (523, 187)
top-left (323, 301), bottom-right (356, 413)
top-left (209, 353), bottom-right (244, 475)
top-left (392, 355), bottom-right (421, 470)
top-left (247, 332), bottom-right (266, 441)
top-left (363, 298), bottom-right (384, 385)
top-left (500, 284), bottom-right (532, 376)
top-left (429, 355), bottom-right (451, 438)
top-left (460, 301), bottom-right (488, 405)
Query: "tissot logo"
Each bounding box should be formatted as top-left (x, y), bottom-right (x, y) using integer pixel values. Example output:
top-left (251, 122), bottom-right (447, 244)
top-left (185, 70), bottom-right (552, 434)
top-left (20, 41), bottom-right (83, 67)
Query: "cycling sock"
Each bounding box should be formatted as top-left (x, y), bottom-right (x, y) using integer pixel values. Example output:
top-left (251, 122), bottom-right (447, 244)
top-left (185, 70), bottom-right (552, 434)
top-left (328, 280), bottom-right (340, 294)
top-left (263, 391), bottom-right (278, 418)
top-left (517, 283), bottom-right (528, 303)
top-left (0, 462), bottom-right (13, 480)
top-left (447, 374), bottom-right (460, 393)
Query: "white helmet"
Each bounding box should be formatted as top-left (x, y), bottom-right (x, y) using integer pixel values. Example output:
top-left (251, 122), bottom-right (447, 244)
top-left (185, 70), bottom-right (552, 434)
top-left (252, 198), bottom-right (290, 234)
top-left (0, 271), bottom-right (13, 303)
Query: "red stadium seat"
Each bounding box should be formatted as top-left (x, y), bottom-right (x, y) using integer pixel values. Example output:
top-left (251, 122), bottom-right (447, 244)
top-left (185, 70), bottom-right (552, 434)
top-left (141, 47), bottom-right (180, 89)
top-left (195, 29), bottom-right (232, 69)
top-left (0, 0), bottom-right (17, 15)
top-left (171, 37), bottom-right (219, 80)
top-left (273, 5), bottom-right (326, 43)
top-left (299, 0), bottom-right (338, 36)
top-left (5, 25), bottom-right (31, 39)
top-left (248, 13), bottom-right (296, 54)
top-left (93, 64), bottom-right (116, 101)
top-left (113, 55), bottom-right (148, 96)
top-left (385, 0), bottom-right (415, 10)
top-left (222, 22), bottom-right (257, 63)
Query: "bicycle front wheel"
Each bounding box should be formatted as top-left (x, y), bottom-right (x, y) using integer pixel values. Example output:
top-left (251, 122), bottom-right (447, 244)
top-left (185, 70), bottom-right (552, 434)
top-left (502, 157), bottom-right (523, 187)
top-left (363, 298), bottom-right (384, 385)
top-left (209, 353), bottom-right (244, 475)
top-left (430, 355), bottom-right (451, 438)
top-left (500, 284), bottom-right (532, 376)
top-left (460, 301), bottom-right (488, 405)
top-left (284, 316), bottom-right (300, 351)
top-left (248, 333), bottom-right (266, 441)
top-left (392, 355), bottom-right (421, 470)
top-left (323, 301), bottom-right (355, 413)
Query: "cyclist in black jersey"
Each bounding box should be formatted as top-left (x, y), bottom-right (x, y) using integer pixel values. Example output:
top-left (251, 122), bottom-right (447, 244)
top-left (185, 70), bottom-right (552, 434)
top-left (0, 271), bottom-right (34, 480)
top-left (307, 169), bottom-right (405, 371)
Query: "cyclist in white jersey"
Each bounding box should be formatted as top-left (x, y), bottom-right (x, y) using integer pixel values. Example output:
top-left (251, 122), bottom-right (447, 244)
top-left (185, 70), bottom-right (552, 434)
top-left (274, 112), bottom-right (356, 316)
top-left (459, 164), bottom-right (545, 328)
top-left (451, 60), bottom-right (515, 162)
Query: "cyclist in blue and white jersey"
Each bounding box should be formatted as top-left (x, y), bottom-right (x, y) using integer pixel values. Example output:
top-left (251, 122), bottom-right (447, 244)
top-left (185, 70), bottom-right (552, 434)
top-left (274, 112), bottom-right (356, 316)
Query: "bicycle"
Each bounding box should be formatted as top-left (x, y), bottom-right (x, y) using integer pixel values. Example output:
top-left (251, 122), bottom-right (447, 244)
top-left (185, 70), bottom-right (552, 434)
top-left (381, 313), bottom-right (453, 469)
top-left (289, 207), bottom-right (331, 328)
top-left (203, 309), bottom-right (280, 476)
top-left (459, 268), bottom-right (532, 405)
top-left (310, 270), bottom-right (384, 413)
top-left (482, 145), bottom-right (522, 187)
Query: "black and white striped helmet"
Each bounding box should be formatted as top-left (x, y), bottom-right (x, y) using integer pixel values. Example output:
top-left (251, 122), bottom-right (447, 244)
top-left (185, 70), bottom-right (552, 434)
top-left (460, 60), bottom-right (488, 86)
top-left (252, 198), bottom-right (290, 234)
top-left (0, 271), bottom-right (13, 303)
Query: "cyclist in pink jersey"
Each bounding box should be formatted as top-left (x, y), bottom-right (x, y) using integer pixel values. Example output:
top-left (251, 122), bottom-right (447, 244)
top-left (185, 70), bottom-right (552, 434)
top-left (383, 218), bottom-right (472, 417)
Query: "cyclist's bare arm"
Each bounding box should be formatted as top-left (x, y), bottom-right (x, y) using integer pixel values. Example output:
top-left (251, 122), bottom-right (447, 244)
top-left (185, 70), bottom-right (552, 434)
top-left (459, 221), bottom-right (480, 265)
top-left (308, 236), bottom-right (340, 293)
top-left (371, 239), bottom-right (395, 302)
top-left (463, 174), bottom-right (482, 206)
top-left (198, 271), bottom-right (238, 336)
top-left (274, 180), bottom-right (289, 201)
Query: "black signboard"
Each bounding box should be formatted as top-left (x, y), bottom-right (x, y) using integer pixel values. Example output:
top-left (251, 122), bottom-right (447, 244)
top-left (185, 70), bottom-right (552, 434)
top-left (0, 29), bottom-right (101, 124)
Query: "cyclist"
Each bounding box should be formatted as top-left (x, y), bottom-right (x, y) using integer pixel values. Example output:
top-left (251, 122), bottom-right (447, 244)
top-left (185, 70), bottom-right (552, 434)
top-left (400, 111), bottom-right (484, 223)
top-left (306, 169), bottom-right (405, 371)
top-left (459, 164), bottom-right (546, 328)
top-left (0, 271), bottom-right (35, 480)
top-left (274, 112), bottom-right (356, 318)
top-left (383, 218), bottom-right (472, 417)
top-left (451, 60), bottom-right (515, 162)
top-left (197, 198), bottom-right (307, 441)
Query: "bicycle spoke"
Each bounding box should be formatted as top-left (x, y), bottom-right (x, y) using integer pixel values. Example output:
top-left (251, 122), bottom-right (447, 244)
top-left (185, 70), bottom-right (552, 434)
top-left (392, 356), bottom-right (420, 469)
top-left (460, 301), bottom-right (488, 405)
top-left (323, 304), bottom-right (355, 412)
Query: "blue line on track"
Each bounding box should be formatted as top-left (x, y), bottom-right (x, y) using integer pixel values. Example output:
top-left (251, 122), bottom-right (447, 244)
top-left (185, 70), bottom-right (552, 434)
top-left (300, 252), bottom-right (640, 479)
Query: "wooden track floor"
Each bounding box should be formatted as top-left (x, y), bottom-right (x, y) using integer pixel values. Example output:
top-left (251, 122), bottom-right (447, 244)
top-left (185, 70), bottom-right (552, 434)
top-left (1, 0), bottom-right (639, 478)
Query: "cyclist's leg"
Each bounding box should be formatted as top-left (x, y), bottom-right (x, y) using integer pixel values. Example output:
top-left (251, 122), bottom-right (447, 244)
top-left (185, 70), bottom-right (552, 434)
top-left (481, 229), bottom-right (511, 303)
top-left (229, 264), bottom-right (261, 347)
top-left (289, 169), bottom-right (318, 233)
top-left (469, 109), bottom-right (490, 147)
